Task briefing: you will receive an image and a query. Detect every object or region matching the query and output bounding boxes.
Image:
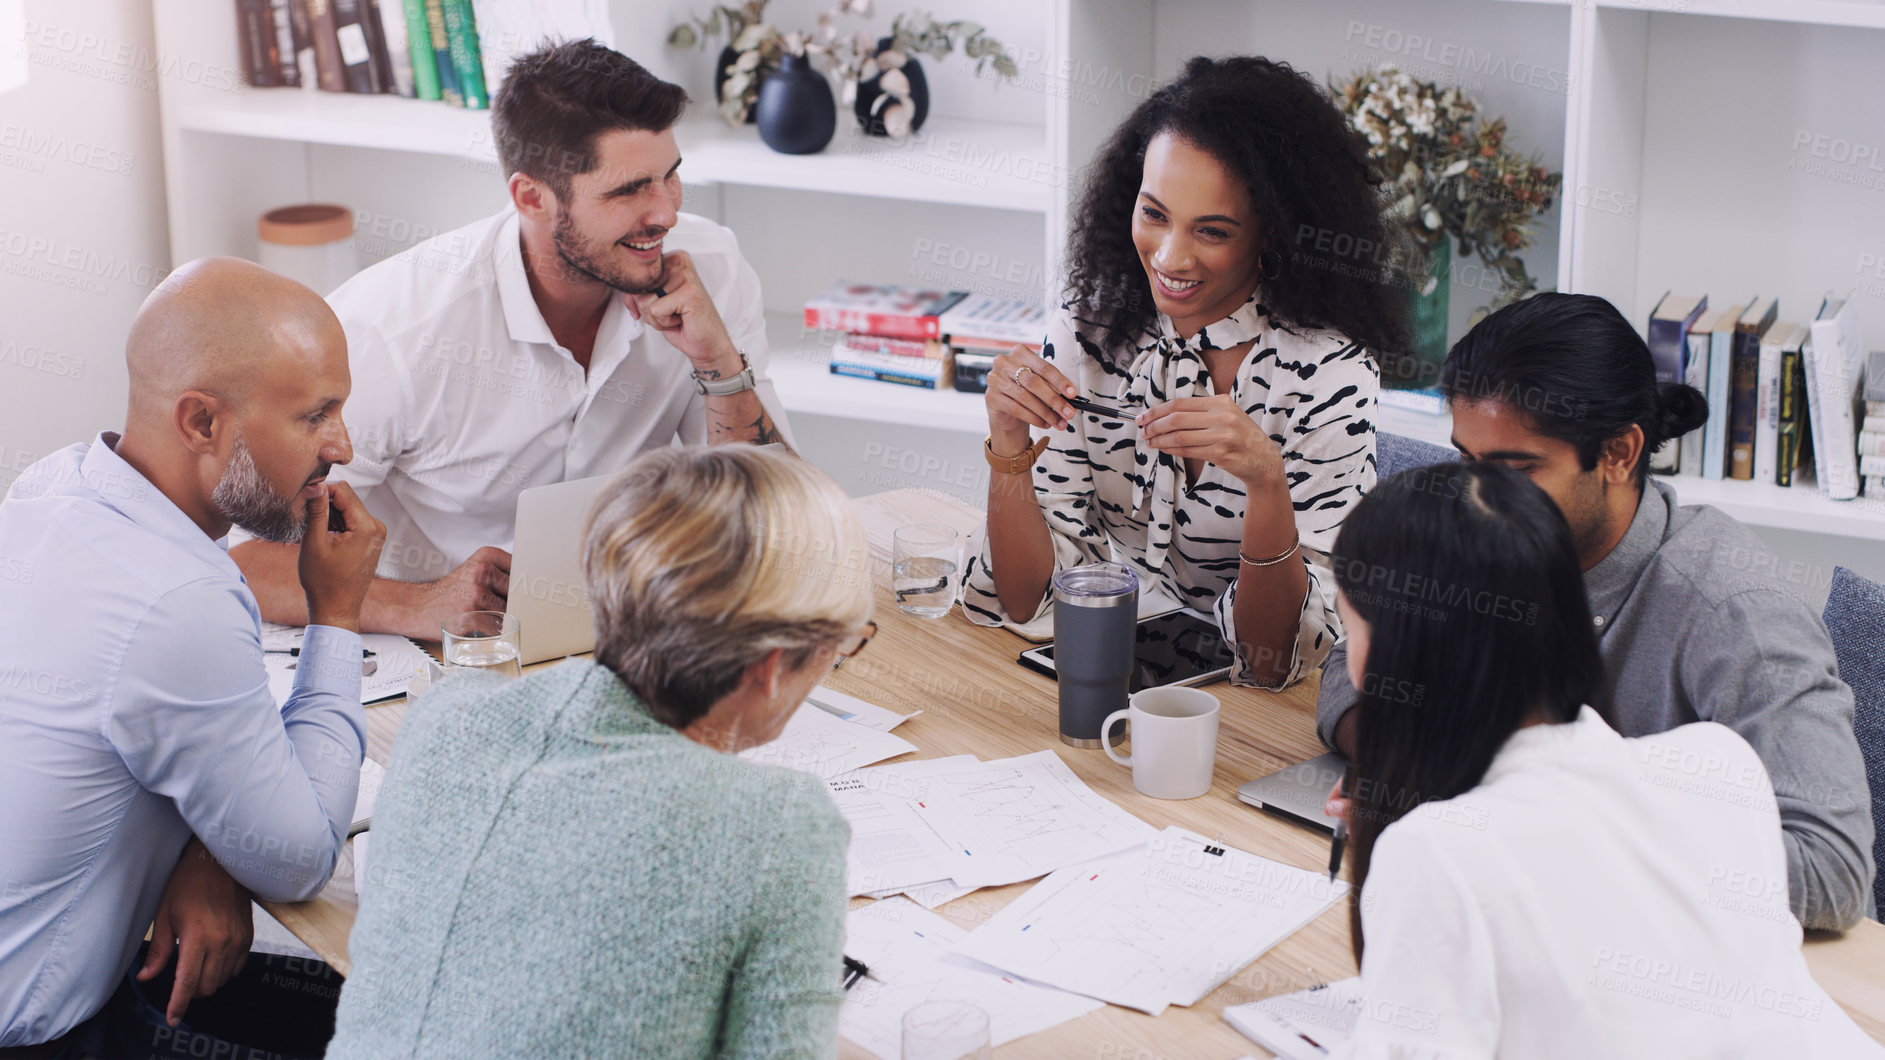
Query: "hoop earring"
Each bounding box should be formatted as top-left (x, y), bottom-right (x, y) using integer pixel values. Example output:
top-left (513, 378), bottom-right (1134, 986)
top-left (1258, 247), bottom-right (1282, 281)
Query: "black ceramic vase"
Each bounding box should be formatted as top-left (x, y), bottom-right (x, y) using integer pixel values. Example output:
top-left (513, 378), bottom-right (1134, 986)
top-left (853, 37), bottom-right (929, 137)
top-left (755, 53), bottom-right (836, 155)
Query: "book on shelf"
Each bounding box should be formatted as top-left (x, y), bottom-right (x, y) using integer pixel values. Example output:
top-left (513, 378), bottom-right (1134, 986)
top-left (1805, 293), bottom-right (1868, 501)
top-left (331, 0), bottom-right (381, 93)
top-left (268, 0), bottom-right (304, 87)
top-left (937, 294), bottom-right (1050, 348)
top-left (1222, 977), bottom-right (1361, 1060)
top-left (1871, 400), bottom-right (1885, 417)
top-left (804, 283), bottom-right (967, 341)
top-left (422, 0), bottom-right (462, 104)
top-left (1648, 293), bottom-right (1706, 474)
top-left (1859, 432), bottom-right (1885, 458)
top-left (363, 0), bottom-right (410, 96)
top-left (1754, 321), bottom-right (1801, 486)
top-left (1868, 354), bottom-right (1885, 404)
top-left (1862, 455), bottom-right (1885, 478)
top-left (1703, 301), bottom-right (1749, 482)
top-left (834, 333), bottom-right (945, 361)
top-left (400, 0), bottom-right (440, 99)
top-left (1648, 292), bottom-right (1708, 384)
top-left (953, 348), bottom-right (997, 393)
top-left (1728, 297), bottom-right (1778, 482)
top-left (1777, 327), bottom-right (1812, 488)
top-left (237, 0), bottom-right (285, 87)
top-left (283, 0), bottom-right (315, 87)
top-left (1867, 475), bottom-right (1885, 498)
top-left (440, 0), bottom-right (489, 109)
top-left (304, 0), bottom-right (347, 92)
top-left (829, 356), bottom-right (947, 390)
top-left (1680, 308), bottom-right (1721, 479)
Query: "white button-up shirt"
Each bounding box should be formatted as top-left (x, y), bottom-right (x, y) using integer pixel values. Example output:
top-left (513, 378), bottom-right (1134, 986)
top-left (302, 208), bottom-right (790, 582)
top-left (1342, 707), bottom-right (1880, 1059)
top-left (0, 435), bottom-right (364, 1046)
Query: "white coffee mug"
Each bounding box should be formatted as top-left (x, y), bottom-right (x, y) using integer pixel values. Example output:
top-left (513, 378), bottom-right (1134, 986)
top-left (1100, 686), bottom-right (1220, 799)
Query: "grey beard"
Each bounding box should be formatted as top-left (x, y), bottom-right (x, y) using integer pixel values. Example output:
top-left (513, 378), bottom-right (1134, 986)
top-left (213, 438), bottom-right (306, 544)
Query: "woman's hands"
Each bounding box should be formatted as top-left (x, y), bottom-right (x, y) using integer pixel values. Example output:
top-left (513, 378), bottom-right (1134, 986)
top-left (1137, 394), bottom-right (1286, 487)
top-left (986, 345), bottom-right (1078, 450)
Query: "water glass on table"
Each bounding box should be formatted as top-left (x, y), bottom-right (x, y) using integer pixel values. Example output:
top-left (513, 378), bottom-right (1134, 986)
top-left (901, 1000), bottom-right (990, 1060)
top-left (441, 611), bottom-right (522, 680)
top-left (892, 524), bottom-right (962, 619)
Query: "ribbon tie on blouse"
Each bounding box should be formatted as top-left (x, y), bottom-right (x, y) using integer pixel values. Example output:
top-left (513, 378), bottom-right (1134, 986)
top-left (1122, 295), bottom-right (1270, 574)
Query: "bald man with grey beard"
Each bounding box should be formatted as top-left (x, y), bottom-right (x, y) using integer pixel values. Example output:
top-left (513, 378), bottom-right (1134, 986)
top-left (0, 258), bottom-right (385, 1055)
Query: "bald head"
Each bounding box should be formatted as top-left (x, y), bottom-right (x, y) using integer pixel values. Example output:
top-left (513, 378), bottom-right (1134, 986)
top-left (114, 255), bottom-right (356, 543)
top-left (126, 256), bottom-right (344, 422)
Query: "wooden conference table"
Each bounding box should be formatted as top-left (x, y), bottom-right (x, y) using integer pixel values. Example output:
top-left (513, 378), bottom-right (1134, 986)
top-left (262, 488), bottom-right (1885, 1056)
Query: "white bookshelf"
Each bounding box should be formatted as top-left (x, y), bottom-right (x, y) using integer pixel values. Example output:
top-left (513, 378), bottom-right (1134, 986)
top-left (148, 0), bottom-right (1885, 543)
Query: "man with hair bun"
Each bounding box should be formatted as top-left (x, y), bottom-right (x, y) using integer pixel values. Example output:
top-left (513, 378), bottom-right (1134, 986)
top-left (1318, 292), bottom-right (1875, 932)
top-left (231, 39), bottom-right (790, 642)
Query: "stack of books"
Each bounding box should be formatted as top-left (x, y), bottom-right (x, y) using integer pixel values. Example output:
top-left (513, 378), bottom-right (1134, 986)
top-left (234, 0), bottom-right (596, 109)
top-left (802, 283), bottom-right (1050, 392)
top-left (938, 295), bottom-right (1049, 394)
top-left (1860, 352), bottom-right (1885, 498)
top-left (804, 283), bottom-right (963, 390)
top-left (1647, 290), bottom-right (1874, 501)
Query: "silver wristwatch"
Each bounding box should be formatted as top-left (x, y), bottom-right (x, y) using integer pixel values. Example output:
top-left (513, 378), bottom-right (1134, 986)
top-left (692, 350), bottom-right (757, 396)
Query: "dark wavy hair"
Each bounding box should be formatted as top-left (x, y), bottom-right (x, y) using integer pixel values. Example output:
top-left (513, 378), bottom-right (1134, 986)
top-left (1064, 55), bottom-right (1409, 361)
top-left (1332, 462), bottom-right (1610, 964)
top-left (1441, 293), bottom-right (1711, 487)
top-left (492, 39), bottom-right (688, 198)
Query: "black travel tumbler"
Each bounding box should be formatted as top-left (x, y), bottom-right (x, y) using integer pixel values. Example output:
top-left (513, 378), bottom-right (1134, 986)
top-left (1052, 562), bottom-right (1138, 747)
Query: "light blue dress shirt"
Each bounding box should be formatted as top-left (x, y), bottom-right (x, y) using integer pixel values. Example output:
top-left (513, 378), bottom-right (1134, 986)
top-left (0, 433), bottom-right (366, 1047)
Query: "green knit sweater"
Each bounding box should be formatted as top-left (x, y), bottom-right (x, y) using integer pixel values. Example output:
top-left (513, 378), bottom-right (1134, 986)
top-left (327, 660), bottom-right (849, 1058)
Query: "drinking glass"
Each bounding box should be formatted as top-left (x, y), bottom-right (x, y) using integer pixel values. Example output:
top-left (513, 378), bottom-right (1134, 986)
top-left (441, 611), bottom-right (523, 679)
top-left (900, 1000), bottom-right (990, 1060)
top-left (892, 524), bottom-right (961, 619)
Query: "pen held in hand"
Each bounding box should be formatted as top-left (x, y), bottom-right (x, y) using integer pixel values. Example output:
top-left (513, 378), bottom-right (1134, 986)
top-left (1328, 766), bottom-right (1353, 883)
top-left (1065, 395), bottom-right (1133, 420)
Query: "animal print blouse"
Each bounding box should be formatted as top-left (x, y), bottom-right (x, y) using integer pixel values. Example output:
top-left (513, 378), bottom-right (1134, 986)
top-left (962, 295), bottom-right (1378, 688)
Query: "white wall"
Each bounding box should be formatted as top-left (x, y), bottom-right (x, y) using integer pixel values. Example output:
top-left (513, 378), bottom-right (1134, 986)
top-left (0, 0), bottom-right (168, 493)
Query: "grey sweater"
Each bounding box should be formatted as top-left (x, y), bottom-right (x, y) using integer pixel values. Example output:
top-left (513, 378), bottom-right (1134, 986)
top-left (328, 660), bottom-right (849, 1058)
top-left (1317, 480), bottom-right (1877, 931)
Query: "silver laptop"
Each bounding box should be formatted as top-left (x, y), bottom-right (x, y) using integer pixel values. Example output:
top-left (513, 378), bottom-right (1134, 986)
top-left (1237, 751), bottom-right (1349, 835)
top-left (506, 474), bottom-right (612, 665)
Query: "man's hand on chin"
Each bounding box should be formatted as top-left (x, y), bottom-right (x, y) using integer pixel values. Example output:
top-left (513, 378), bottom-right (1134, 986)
top-left (624, 250), bottom-right (741, 377)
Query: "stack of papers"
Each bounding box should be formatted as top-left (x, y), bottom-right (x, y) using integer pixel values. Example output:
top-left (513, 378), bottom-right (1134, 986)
top-left (261, 622), bottom-right (434, 706)
top-left (739, 696), bottom-right (918, 779)
top-left (825, 751), bottom-right (1156, 899)
top-left (1223, 978), bottom-right (1362, 1060)
top-left (956, 827), bottom-right (1349, 1015)
top-left (839, 897), bottom-right (1102, 1060)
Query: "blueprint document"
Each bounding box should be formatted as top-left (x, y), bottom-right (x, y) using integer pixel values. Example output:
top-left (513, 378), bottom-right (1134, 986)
top-left (957, 827), bottom-right (1350, 1015)
top-left (905, 751), bottom-right (1156, 888)
top-left (839, 897), bottom-right (1102, 1060)
top-left (739, 701), bottom-right (917, 779)
top-left (826, 757), bottom-right (972, 896)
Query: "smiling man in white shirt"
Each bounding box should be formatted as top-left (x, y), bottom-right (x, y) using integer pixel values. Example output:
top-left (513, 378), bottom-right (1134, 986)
top-left (231, 40), bottom-right (792, 640)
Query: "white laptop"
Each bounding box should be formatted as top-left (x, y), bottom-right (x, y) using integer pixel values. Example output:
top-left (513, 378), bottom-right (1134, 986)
top-left (506, 473), bottom-right (612, 665)
top-left (1236, 751), bottom-right (1348, 835)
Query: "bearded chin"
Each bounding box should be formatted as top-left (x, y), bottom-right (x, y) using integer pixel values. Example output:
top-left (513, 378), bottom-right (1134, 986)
top-left (213, 439), bottom-right (306, 545)
top-left (551, 207), bottom-right (664, 295)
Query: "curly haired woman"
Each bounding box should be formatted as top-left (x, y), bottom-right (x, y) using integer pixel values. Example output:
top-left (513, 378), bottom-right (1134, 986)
top-left (963, 55), bottom-right (1408, 689)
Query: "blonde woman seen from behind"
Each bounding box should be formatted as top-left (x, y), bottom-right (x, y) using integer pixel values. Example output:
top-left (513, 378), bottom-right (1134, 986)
top-left (328, 445), bottom-right (874, 1059)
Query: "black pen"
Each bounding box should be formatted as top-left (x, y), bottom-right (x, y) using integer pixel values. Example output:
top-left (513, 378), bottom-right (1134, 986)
top-left (842, 955), bottom-right (874, 991)
top-left (265, 647), bottom-right (377, 659)
top-left (1066, 395), bottom-right (1134, 420)
top-left (1328, 767), bottom-right (1352, 883)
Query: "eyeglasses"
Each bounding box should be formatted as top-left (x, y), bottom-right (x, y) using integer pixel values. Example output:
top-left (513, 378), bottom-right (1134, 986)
top-left (832, 621), bottom-right (877, 671)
